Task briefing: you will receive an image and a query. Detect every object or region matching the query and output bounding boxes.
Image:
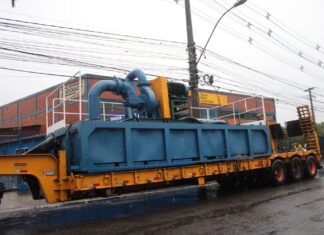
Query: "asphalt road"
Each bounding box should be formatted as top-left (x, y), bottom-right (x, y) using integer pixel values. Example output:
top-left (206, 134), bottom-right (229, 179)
top-left (1, 169), bottom-right (324, 235)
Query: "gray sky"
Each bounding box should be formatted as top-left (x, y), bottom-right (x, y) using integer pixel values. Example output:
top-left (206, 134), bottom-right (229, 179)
top-left (0, 0), bottom-right (324, 124)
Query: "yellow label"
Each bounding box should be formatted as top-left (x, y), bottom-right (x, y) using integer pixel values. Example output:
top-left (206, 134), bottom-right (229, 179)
top-left (199, 92), bottom-right (227, 105)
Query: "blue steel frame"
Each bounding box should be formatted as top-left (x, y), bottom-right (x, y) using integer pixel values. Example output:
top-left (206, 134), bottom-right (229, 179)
top-left (64, 120), bottom-right (272, 173)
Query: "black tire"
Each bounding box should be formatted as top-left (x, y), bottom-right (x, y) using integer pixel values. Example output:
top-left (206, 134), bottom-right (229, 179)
top-left (270, 159), bottom-right (287, 185)
top-left (304, 156), bottom-right (317, 179)
top-left (289, 157), bottom-right (304, 182)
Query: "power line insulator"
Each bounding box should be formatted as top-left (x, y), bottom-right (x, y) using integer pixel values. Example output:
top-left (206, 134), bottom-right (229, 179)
top-left (203, 74), bottom-right (214, 85)
top-left (300, 65), bottom-right (304, 72)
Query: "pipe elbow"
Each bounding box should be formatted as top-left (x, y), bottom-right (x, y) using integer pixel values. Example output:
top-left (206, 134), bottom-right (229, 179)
top-left (125, 69), bottom-right (150, 86)
top-left (88, 79), bottom-right (121, 120)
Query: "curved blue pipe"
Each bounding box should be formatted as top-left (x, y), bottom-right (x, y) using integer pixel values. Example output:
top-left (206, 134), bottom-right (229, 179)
top-left (125, 69), bottom-right (159, 117)
top-left (88, 69), bottom-right (159, 121)
top-left (125, 69), bottom-right (150, 86)
top-left (88, 79), bottom-right (124, 120)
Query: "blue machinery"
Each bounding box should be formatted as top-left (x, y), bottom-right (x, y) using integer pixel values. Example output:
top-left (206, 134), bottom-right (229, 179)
top-left (28, 69), bottom-right (271, 173)
top-left (88, 69), bottom-right (160, 120)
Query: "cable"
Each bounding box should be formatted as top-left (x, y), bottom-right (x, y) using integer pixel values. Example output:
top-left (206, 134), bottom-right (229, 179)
top-left (0, 66), bottom-right (72, 77)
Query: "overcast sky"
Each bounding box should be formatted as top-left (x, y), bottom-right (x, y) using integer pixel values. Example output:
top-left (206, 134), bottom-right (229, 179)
top-left (0, 0), bottom-right (324, 124)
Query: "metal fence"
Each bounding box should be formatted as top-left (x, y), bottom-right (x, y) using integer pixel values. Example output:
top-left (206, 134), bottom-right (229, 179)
top-left (190, 95), bottom-right (266, 125)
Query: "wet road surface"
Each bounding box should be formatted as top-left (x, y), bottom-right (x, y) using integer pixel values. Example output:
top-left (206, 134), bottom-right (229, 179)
top-left (1, 169), bottom-right (324, 235)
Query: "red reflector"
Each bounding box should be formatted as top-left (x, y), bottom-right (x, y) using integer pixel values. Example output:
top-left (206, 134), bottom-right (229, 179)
top-left (20, 170), bottom-right (28, 173)
top-left (94, 183), bottom-right (100, 186)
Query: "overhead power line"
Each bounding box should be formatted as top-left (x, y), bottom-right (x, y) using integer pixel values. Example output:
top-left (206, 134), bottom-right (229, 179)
top-left (0, 66), bottom-right (71, 77)
top-left (1, 12), bottom-right (324, 114)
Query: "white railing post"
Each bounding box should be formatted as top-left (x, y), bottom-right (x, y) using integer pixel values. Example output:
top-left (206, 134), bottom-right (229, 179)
top-left (103, 102), bottom-right (106, 121)
top-left (46, 98), bottom-right (48, 132)
top-left (63, 82), bottom-right (66, 125)
top-left (52, 98), bottom-right (55, 125)
top-left (262, 96), bottom-right (266, 122)
top-left (232, 104), bottom-right (236, 125)
top-left (245, 100), bottom-right (247, 112)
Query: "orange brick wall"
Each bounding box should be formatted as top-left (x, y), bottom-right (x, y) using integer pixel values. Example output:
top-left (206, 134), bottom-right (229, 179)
top-left (0, 78), bottom-right (277, 136)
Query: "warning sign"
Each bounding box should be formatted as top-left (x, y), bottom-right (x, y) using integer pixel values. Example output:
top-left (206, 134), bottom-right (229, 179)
top-left (199, 92), bottom-right (228, 105)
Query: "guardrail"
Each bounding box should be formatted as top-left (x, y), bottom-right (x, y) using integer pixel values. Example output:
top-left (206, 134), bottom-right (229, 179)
top-left (46, 73), bottom-right (125, 134)
top-left (190, 95), bottom-right (266, 125)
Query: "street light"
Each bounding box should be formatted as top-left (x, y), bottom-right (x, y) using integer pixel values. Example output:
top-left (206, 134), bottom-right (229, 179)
top-left (196, 0), bottom-right (247, 65)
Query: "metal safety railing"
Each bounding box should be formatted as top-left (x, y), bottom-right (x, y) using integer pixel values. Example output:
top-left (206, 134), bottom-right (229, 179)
top-left (51, 98), bottom-right (125, 121)
top-left (46, 72), bottom-right (125, 134)
top-left (190, 95), bottom-right (266, 125)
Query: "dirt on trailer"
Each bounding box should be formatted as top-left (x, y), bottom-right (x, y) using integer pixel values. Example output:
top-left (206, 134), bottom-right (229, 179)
top-left (1, 169), bottom-right (324, 235)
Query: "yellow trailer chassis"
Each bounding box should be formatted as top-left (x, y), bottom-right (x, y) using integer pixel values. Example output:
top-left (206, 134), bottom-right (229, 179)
top-left (0, 105), bottom-right (321, 203)
top-left (0, 149), bottom-right (320, 203)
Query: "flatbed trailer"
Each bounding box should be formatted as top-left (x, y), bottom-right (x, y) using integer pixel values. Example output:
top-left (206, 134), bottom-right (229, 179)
top-left (0, 147), bottom-right (320, 203)
top-left (0, 105), bottom-right (321, 203)
top-left (0, 70), bottom-right (322, 204)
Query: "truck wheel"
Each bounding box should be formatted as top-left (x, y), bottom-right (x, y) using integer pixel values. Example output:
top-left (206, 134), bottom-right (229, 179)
top-left (304, 156), bottom-right (317, 179)
top-left (271, 159), bottom-right (286, 185)
top-left (289, 157), bottom-right (304, 182)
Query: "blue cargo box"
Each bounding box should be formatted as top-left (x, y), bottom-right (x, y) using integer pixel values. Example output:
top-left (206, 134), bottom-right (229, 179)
top-left (63, 121), bottom-right (272, 173)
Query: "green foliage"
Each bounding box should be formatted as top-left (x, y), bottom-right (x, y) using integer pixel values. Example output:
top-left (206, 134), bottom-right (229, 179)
top-left (276, 122), bottom-right (324, 152)
top-left (276, 127), bottom-right (303, 152)
top-left (316, 122), bottom-right (324, 137)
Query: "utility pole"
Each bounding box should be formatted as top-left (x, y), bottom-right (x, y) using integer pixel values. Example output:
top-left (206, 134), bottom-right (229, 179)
top-left (305, 87), bottom-right (316, 123)
top-left (184, 0), bottom-right (200, 114)
top-left (183, 0), bottom-right (247, 116)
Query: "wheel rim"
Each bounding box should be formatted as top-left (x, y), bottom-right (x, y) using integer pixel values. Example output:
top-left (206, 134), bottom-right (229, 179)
top-left (275, 166), bottom-right (284, 182)
top-left (292, 162), bottom-right (302, 178)
top-left (308, 160), bottom-right (316, 175)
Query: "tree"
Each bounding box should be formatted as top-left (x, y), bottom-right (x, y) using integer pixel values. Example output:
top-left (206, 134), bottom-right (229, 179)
top-left (316, 122), bottom-right (324, 137)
